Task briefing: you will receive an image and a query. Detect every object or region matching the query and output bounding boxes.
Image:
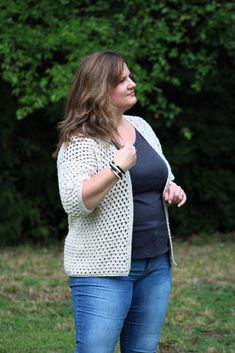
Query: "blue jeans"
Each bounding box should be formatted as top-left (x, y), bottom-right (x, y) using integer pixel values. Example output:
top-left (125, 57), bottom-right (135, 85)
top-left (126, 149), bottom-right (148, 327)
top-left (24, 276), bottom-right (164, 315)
top-left (69, 252), bottom-right (172, 353)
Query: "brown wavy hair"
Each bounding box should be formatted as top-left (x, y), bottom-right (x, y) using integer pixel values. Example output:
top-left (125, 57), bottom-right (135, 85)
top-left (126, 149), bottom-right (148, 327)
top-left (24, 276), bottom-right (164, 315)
top-left (55, 51), bottom-right (126, 154)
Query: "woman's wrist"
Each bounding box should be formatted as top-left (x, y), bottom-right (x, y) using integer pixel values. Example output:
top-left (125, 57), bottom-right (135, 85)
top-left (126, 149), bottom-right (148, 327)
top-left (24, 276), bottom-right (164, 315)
top-left (109, 161), bottom-right (126, 179)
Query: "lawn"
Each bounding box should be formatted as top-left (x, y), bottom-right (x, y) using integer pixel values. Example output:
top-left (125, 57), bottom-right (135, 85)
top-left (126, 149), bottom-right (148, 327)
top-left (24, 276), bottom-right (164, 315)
top-left (0, 234), bottom-right (234, 353)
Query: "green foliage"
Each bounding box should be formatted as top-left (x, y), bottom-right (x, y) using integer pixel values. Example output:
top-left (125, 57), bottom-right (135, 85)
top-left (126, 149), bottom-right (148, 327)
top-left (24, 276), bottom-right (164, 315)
top-left (1, 0), bottom-right (234, 120)
top-left (0, 0), bottom-right (235, 243)
top-left (0, 82), bottom-right (65, 245)
top-left (158, 60), bottom-right (235, 235)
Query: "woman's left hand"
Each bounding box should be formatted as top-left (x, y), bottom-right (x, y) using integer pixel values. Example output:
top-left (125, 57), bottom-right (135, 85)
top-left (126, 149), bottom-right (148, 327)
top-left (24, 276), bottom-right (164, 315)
top-left (163, 182), bottom-right (187, 207)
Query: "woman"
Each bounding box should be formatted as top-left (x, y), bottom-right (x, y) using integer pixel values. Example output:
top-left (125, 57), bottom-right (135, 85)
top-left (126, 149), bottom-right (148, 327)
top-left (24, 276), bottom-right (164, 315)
top-left (57, 50), bottom-right (187, 353)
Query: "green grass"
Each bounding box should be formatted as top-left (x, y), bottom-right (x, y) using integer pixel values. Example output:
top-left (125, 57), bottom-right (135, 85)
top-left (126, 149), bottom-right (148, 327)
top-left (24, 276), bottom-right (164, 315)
top-left (0, 234), bottom-right (234, 353)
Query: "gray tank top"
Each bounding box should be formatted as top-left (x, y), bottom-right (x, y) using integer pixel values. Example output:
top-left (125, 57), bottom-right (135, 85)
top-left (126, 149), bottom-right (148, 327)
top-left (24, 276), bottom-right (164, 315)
top-left (129, 129), bottom-right (169, 259)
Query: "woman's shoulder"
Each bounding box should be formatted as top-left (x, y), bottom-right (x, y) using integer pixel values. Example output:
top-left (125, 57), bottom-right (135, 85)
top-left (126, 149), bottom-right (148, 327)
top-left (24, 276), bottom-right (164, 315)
top-left (124, 114), bottom-right (145, 125)
top-left (57, 133), bottom-right (113, 162)
top-left (62, 134), bottom-right (97, 149)
top-left (124, 115), bottom-right (154, 133)
top-left (57, 135), bottom-right (98, 162)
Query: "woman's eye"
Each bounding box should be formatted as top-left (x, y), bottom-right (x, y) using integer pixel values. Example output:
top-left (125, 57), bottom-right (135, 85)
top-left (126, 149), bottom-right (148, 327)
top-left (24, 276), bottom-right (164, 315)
top-left (119, 73), bottom-right (136, 84)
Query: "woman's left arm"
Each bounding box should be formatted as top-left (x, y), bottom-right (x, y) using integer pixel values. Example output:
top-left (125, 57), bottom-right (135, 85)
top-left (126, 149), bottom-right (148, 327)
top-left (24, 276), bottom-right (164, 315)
top-left (163, 181), bottom-right (187, 207)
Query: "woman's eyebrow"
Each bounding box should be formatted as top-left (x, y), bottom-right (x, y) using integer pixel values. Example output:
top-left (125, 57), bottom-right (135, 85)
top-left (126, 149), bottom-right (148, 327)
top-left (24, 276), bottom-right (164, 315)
top-left (122, 71), bottom-right (131, 78)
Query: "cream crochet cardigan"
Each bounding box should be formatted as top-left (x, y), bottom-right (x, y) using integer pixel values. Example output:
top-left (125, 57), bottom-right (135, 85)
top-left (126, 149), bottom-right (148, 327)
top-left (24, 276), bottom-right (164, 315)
top-left (57, 115), bottom-right (177, 277)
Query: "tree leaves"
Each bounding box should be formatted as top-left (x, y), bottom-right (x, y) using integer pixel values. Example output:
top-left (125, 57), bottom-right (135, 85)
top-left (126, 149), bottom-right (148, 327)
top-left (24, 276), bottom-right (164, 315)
top-left (1, 0), bottom-right (234, 120)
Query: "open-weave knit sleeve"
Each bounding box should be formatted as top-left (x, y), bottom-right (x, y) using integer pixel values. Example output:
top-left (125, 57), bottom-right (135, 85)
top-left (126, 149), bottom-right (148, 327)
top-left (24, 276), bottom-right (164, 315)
top-left (57, 137), bottom-right (98, 217)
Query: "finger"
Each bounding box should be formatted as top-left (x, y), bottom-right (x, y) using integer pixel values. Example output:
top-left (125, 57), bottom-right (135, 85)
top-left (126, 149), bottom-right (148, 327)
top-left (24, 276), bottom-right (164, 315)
top-left (168, 187), bottom-right (176, 204)
top-left (164, 191), bottom-right (169, 202)
top-left (173, 187), bottom-right (184, 203)
top-left (175, 191), bottom-right (184, 203)
top-left (177, 195), bottom-right (187, 207)
top-left (124, 143), bottom-right (134, 149)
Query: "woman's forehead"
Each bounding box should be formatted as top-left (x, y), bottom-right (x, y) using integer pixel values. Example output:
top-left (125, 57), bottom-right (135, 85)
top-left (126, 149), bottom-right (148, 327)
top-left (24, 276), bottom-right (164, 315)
top-left (121, 63), bottom-right (130, 76)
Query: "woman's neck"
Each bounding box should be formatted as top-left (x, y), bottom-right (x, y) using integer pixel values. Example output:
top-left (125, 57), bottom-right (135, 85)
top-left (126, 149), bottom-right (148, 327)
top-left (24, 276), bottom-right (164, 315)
top-left (115, 112), bottom-right (124, 127)
top-left (115, 116), bottom-right (136, 147)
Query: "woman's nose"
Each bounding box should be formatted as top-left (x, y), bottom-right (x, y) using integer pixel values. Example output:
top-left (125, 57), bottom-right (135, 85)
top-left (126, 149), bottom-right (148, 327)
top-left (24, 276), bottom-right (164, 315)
top-left (128, 78), bottom-right (136, 88)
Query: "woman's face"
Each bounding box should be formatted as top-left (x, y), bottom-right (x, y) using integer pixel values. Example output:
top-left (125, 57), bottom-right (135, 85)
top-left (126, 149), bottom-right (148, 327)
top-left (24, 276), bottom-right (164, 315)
top-left (110, 63), bottom-right (137, 113)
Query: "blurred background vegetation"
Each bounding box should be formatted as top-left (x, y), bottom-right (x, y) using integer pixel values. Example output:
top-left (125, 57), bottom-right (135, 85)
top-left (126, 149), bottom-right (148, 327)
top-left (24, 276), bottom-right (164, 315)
top-left (1, 0), bottom-right (235, 245)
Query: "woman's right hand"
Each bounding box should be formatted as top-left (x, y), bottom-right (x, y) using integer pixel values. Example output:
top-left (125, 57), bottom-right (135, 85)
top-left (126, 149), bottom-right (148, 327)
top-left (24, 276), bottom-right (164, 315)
top-left (113, 143), bottom-right (137, 172)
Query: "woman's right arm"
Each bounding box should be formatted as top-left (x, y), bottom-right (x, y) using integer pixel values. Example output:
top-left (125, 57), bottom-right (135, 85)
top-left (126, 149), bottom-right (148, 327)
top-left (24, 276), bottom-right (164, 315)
top-left (82, 143), bottom-right (136, 210)
top-left (57, 138), bottom-right (136, 216)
